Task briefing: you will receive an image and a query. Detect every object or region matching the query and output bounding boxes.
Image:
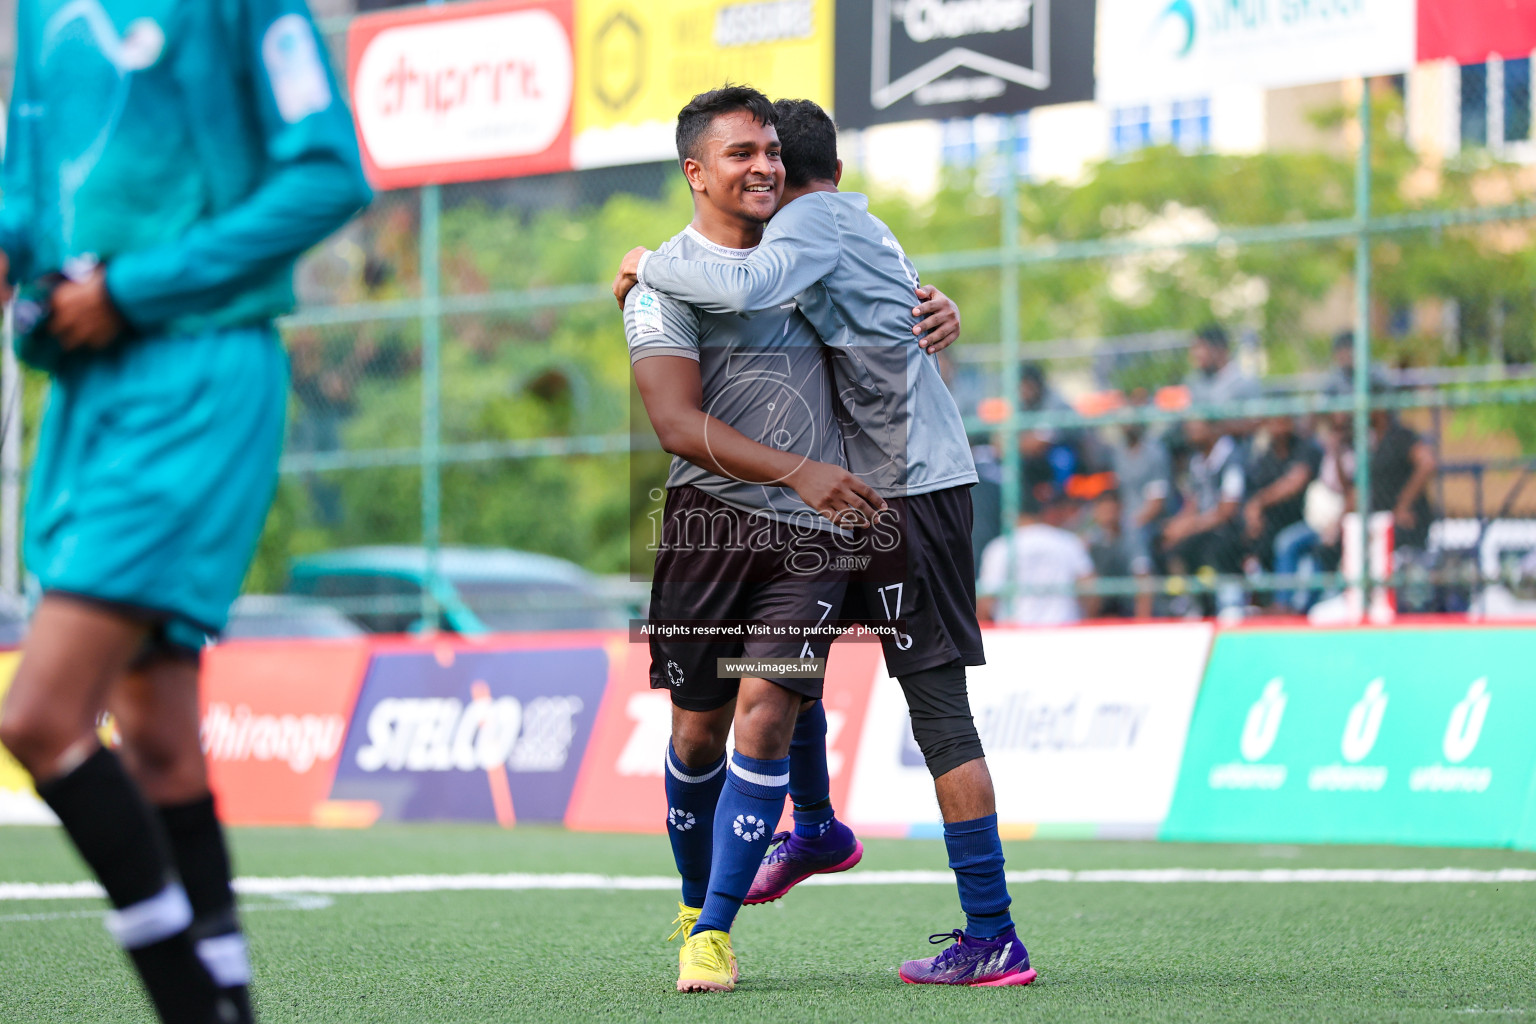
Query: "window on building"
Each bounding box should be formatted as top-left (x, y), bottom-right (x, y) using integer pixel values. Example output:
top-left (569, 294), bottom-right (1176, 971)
top-left (941, 118), bottom-right (978, 168)
top-left (1505, 57), bottom-right (1532, 143)
top-left (942, 113), bottom-right (1029, 181)
top-left (1111, 105), bottom-right (1154, 156)
top-left (1112, 100), bottom-right (1210, 157)
top-left (1003, 113), bottom-right (1030, 179)
top-left (1170, 98), bottom-right (1212, 152)
top-left (1459, 58), bottom-right (1533, 150)
top-left (1461, 62), bottom-right (1489, 148)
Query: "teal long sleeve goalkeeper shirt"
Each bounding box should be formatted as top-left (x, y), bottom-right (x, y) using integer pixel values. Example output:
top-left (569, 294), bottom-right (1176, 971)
top-left (0, 0), bottom-right (372, 338)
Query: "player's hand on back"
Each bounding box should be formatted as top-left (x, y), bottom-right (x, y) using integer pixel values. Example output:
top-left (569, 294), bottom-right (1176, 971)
top-left (787, 460), bottom-right (887, 528)
top-left (52, 268), bottom-right (124, 351)
top-left (912, 285), bottom-right (960, 354)
top-left (613, 246), bottom-right (650, 309)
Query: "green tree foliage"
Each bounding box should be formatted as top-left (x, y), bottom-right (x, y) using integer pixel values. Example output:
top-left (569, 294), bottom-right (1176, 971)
top-left (246, 101), bottom-right (1534, 590)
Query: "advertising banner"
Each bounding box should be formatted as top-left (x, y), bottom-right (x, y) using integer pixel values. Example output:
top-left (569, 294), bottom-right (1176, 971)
top-left (347, 0), bottom-right (576, 189)
top-left (0, 653), bottom-right (54, 825)
top-left (834, 0), bottom-right (1096, 129)
top-left (201, 640), bottom-right (372, 826)
top-left (572, 0), bottom-right (834, 168)
top-left (330, 642), bottom-right (606, 823)
top-left (1163, 627), bottom-right (1536, 848)
top-left (1418, 0), bottom-right (1536, 64)
top-left (1097, 0), bottom-right (1416, 104)
top-left (844, 624), bottom-right (1213, 834)
top-left (565, 636), bottom-right (883, 832)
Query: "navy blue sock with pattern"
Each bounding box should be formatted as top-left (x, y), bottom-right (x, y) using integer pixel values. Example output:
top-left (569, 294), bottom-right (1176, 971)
top-left (944, 813), bottom-right (1014, 939)
top-left (789, 702), bottom-right (837, 839)
top-left (663, 744), bottom-right (727, 908)
top-left (693, 751), bottom-right (789, 935)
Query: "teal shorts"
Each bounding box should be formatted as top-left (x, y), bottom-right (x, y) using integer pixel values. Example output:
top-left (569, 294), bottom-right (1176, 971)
top-left (25, 326), bottom-right (288, 652)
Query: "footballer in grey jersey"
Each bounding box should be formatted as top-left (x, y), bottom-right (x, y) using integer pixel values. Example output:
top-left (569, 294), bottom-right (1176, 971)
top-left (634, 189), bottom-right (977, 500)
top-left (624, 224), bottom-right (847, 533)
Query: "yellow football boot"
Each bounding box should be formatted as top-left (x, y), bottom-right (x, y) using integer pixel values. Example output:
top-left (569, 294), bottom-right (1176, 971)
top-left (666, 903), bottom-right (701, 943)
top-left (676, 928), bottom-right (738, 993)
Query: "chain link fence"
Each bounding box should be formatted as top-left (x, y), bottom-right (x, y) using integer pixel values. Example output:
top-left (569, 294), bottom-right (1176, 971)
top-left (257, 70), bottom-right (1536, 631)
top-left (11, 26), bottom-right (1536, 635)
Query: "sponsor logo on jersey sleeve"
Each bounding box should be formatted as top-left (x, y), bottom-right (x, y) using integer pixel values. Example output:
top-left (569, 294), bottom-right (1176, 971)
top-left (263, 14), bottom-right (333, 124)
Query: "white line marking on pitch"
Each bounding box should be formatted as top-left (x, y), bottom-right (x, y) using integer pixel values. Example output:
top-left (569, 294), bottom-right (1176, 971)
top-left (0, 893), bottom-right (334, 923)
top-left (2, 867), bottom-right (1534, 905)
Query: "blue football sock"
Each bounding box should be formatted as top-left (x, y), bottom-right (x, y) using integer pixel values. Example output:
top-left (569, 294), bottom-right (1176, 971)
top-left (693, 751), bottom-right (789, 935)
top-left (663, 744), bottom-right (727, 909)
top-left (943, 813), bottom-right (1014, 940)
top-left (789, 702), bottom-right (837, 839)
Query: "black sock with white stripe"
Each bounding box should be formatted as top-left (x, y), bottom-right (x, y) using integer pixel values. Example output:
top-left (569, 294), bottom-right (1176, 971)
top-left (36, 747), bottom-right (223, 1023)
top-left (160, 795), bottom-right (253, 1023)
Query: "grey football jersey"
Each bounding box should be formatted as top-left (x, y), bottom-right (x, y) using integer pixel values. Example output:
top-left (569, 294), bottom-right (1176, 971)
top-left (637, 190), bottom-right (978, 498)
top-left (625, 225), bottom-right (845, 531)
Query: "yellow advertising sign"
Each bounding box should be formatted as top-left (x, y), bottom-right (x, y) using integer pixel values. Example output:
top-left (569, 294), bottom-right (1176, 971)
top-left (0, 652), bottom-right (53, 824)
top-left (573, 0), bottom-right (833, 167)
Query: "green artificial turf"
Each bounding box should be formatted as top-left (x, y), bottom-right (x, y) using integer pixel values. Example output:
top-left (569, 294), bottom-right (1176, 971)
top-left (2, 825), bottom-right (1534, 1023)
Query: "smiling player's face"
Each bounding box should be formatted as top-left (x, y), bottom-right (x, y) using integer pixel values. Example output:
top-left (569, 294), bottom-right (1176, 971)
top-left (691, 112), bottom-right (784, 225)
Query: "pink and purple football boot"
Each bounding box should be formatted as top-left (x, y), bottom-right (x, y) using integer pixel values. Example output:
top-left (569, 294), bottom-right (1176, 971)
top-left (898, 928), bottom-right (1037, 987)
top-left (743, 822), bottom-right (863, 905)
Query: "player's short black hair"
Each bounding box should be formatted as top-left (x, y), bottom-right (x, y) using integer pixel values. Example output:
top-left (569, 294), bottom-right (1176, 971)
top-left (772, 98), bottom-right (839, 187)
top-left (675, 85), bottom-right (776, 169)
top-left (1195, 323), bottom-right (1230, 350)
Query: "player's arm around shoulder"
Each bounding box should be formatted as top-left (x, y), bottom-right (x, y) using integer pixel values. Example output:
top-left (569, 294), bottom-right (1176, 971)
top-left (623, 289), bottom-right (883, 525)
top-left (623, 196), bottom-right (842, 316)
top-left (852, 199), bottom-right (961, 354)
top-left (912, 283), bottom-right (961, 354)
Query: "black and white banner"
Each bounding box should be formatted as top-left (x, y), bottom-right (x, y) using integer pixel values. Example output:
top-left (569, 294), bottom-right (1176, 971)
top-left (833, 0), bottom-right (1095, 128)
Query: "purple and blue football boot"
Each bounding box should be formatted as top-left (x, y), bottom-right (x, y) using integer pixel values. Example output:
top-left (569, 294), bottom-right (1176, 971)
top-left (898, 928), bottom-right (1037, 987)
top-left (743, 822), bottom-right (863, 905)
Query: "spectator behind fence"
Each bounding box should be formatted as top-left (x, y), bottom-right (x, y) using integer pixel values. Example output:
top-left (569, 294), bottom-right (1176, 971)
top-left (1084, 492), bottom-right (1141, 619)
top-left (1018, 362), bottom-right (1088, 490)
top-left (1330, 329), bottom-right (1390, 393)
top-left (1243, 413), bottom-right (1322, 574)
top-left (1274, 399), bottom-right (1437, 611)
top-left (1161, 417), bottom-right (1247, 614)
top-left (1369, 407), bottom-right (1437, 555)
top-left (1275, 413), bottom-right (1350, 612)
top-left (977, 482), bottom-right (1094, 626)
top-left (1112, 394), bottom-right (1174, 580)
top-left (1186, 323), bottom-right (1262, 412)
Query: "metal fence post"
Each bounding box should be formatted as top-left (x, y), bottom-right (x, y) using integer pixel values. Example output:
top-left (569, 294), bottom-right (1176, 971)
top-left (1, 307), bottom-right (19, 599)
top-left (1000, 117), bottom-right (1022, 542)
top-left (417, 5), bottom-right (445, 633)
top-left (420, 184), bottom-right (442, 630)
top-left (1352, 79), bottom-right (1374, 613)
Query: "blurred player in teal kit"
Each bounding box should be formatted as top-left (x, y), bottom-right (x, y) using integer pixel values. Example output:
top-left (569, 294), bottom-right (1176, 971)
top-left (0, 2), bottom-right (369, 1021)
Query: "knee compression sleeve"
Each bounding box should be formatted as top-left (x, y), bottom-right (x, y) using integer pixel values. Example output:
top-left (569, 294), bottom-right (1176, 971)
top-left (896, 660), bottom-right (985, 779)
